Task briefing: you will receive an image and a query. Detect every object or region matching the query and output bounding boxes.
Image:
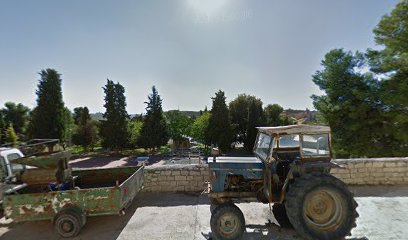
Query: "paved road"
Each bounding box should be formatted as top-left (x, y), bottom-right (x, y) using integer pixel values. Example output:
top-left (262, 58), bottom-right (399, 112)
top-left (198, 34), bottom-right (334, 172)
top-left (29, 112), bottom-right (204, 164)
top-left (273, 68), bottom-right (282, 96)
top-left (1, 186), bottom-right (407, 240)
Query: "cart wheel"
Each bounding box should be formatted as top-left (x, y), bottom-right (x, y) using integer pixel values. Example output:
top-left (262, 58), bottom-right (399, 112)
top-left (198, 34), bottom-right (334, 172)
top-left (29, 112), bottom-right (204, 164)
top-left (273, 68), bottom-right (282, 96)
top-left (54, 210), bottom-right (82, 238)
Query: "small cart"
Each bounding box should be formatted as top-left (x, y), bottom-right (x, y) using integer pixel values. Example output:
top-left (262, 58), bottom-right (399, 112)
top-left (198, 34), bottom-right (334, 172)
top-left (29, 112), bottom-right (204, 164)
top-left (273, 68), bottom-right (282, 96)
top-left (1, 151), bottom-right (144, 237)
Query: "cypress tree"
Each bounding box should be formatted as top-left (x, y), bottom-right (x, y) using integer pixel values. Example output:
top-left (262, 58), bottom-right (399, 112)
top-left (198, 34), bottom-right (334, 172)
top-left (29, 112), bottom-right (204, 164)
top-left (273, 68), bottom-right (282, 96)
top-left (208, 90), bottom-right (232, 152)
top-left (138, 86), bottom-right (169, 150)
top-left (100, 79), bottom-right (129, 150)
top-left (28, 69), bottom-right (67, 141)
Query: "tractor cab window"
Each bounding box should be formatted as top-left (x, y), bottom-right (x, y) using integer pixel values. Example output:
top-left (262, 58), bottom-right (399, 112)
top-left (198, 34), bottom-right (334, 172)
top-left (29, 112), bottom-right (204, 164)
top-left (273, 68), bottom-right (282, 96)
top-left (273, 135), bottom-right (301, 162)
top-left (278, 135), bottom-right (300, 148)
top-left (302, 134), bottom-right (330, 156)
top-left (254, 133), bottom-right (272, 161)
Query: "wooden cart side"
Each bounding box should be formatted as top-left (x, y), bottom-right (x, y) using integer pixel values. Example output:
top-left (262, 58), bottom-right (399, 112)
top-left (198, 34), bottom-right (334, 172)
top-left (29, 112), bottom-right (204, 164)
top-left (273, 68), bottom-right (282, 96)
top-left (3, 186), bottom-right (122, 222)
top-left (119, 166), bottom-right (144, 209)
top-left (72, 166), bottom-right (141, 187)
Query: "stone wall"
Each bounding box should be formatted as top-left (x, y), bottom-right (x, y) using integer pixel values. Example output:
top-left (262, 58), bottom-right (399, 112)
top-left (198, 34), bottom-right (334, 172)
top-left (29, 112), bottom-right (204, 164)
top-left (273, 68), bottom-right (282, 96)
top-left (143, 164), bottom-right (210, 192)
top-left (331, 157), bottom-right (408, 185)
top-left (142, 157), bottom-right (408, 192)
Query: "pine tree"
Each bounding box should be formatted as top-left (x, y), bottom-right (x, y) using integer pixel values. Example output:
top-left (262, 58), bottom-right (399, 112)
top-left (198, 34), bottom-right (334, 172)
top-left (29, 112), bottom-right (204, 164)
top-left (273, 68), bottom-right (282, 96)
top-left (208, 90), bottom-right (232, 152)
top-left (28, 69), bottom-right (67, 141)
top-left (100, 79), bottom-right (129, 150)
top-left (1, 102), bottom-right (30, 138)
top-left (138, 86), bottom-right (169, 150)
top-left (312, 49), bottom-right (386, 157)
top-left (368, 0), bottom-right (408, 155)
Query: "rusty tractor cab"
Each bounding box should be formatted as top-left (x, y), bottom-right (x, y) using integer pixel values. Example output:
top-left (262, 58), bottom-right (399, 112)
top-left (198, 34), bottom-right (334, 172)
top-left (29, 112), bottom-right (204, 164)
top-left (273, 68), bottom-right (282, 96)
top-left (208, 125), bottom-right (358, 240)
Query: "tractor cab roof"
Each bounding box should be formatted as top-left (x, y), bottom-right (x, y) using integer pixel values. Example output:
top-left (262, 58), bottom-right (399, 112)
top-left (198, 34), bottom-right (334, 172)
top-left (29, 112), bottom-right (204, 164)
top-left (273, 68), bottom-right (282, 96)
top-left (257, 124), bottom-right (330, 136)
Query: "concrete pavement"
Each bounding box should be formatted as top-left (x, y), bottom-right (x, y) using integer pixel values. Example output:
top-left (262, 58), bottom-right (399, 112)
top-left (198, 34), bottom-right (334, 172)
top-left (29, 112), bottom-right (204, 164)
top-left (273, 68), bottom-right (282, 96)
top-left (117, 186), bottom-right (408, 240)
top-left (1, 186), bottom-right (407, 240)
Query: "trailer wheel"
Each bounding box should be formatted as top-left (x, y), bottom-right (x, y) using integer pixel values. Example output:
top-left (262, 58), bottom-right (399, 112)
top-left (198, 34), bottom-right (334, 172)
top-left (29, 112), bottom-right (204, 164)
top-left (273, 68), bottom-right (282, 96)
top-left (210, 203), bottom-right (245, 240)
top-left (54, 210), bottom-right (83, 238)
top-left (285, 174), bottom-right (358, 240)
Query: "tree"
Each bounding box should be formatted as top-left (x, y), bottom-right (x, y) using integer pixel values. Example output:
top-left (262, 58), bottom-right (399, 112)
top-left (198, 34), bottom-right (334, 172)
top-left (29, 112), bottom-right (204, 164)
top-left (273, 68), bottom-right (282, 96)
top-left (128, 119), bottom-right (143, 148)
top-left (312, 49), bottom-right (386, 157)
top-left (0, 112), bottom-right (5, 144)
top-left (138, 86), bottom-right (169, 150)
top-left (191, 111), bottom-right (211, 145)
top-left (100, 79), bottom-right (129, 150)
top-left (5, 124), bottom-right (18, 146)
top-left (229, 94), bottom-right (263, 151)
top-left (28, 69), bottom-right (68, 141)
top-left (264, 104), bottom-right (284, 126)
top-left (1, 102), bottom-right (30, 137)
top-left (367, 0), bottom-right (408, 155)
top-left (165, 110), bottom-right (193, 142)
top-left (72, 107), bottom-right (98, 150)
top-left (245, 99), bottom-right (264, 152)
top-left (62, 107), bottom-right (75, 145)
top-left (208, 90), bottom-right (233, 152)
top-left (73, 107), bottom-right (85, 125)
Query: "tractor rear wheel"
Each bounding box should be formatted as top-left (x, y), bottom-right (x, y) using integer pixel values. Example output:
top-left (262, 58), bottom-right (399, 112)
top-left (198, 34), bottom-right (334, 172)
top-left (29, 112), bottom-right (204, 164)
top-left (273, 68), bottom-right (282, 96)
top-left (210, 203), bottom-right (245, 240)
top-left (285, 174), bottom-right (358, 240)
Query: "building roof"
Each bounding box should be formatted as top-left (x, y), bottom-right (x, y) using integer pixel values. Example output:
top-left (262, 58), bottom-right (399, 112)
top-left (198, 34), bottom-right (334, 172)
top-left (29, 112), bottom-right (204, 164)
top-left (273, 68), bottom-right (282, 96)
top-left (257, 124), bottom-right (331, 135)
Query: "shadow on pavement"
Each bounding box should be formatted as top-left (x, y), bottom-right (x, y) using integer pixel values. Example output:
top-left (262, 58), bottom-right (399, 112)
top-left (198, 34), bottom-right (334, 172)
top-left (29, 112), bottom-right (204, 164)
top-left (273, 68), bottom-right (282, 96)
top-left (203, 225), bottom-right (368, 240)
top-left (350, 185), bottom-right (408, 197)
top-left (0, 192), bottom-right (141, 240)
top-left (201, 221), bottom-right (298, 240)
top-left (134, 192), bottom-right (211, 207)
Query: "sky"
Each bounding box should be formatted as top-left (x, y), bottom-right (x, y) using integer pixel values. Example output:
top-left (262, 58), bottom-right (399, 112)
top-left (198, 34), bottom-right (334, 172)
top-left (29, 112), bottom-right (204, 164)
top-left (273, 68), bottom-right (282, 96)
top-left (0, 0), bottom-right (399, 114)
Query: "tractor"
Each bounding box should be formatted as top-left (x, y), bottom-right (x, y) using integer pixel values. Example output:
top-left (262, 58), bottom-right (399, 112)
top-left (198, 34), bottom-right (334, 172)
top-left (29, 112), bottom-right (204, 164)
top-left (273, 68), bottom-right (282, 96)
top-left (208, 124), bottom-right (358, 240)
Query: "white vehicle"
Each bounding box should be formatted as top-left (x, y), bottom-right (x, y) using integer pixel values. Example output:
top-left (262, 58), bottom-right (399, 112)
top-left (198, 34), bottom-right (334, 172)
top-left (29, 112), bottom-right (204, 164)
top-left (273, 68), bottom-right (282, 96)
top-left (0, 147), bottom-right (26, 203)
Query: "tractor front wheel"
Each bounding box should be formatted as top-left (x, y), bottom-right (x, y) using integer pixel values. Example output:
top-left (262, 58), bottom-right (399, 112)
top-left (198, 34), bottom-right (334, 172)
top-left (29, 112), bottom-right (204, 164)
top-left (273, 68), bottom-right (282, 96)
top-left (285, 174), bottom-right (358, 240)
top-left (210, 203), bottom-right (245, 240)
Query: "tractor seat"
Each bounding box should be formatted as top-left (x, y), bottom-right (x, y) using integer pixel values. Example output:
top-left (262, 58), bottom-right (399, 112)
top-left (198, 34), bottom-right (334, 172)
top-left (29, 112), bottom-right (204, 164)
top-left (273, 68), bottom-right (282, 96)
top-left (273, 147), bottom-right (301, 162)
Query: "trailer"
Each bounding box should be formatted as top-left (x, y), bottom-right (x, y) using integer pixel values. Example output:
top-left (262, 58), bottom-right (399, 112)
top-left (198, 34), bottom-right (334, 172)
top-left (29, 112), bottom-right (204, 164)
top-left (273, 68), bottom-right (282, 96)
top-left (0, 148), bottom-right (144, 238)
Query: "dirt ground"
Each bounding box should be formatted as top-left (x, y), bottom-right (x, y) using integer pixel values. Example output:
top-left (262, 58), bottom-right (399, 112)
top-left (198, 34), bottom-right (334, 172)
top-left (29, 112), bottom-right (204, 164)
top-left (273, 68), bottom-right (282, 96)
top-left (69, 156), bottom-right (137, 169)
top-left (68, 154), bottom-right (169, 169)
top-left (0, 186), bottom-right (407, 240)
